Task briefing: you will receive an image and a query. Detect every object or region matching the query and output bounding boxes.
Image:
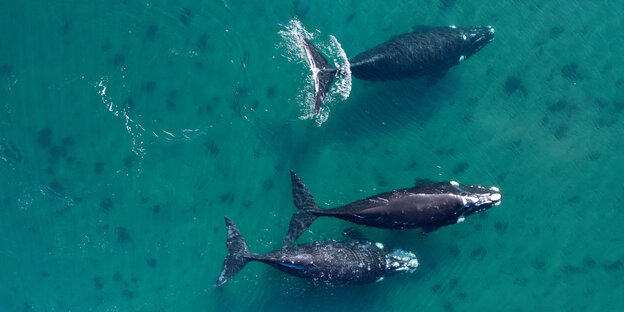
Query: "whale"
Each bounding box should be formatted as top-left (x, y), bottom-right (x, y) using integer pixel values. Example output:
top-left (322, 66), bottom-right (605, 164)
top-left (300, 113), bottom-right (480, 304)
top-left (284, 171), bottom-right (502, 246)
top-left (215, 217), bottom-right (419, 286)
top-left (299, 25), bottom-right (495, 113)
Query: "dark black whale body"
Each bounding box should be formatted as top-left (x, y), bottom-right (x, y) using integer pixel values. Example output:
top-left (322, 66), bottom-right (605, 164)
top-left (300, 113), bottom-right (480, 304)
top-left (284, 171), bottom-right (502, 246)
top-left (349, 26), bottom-right (494, 80)
top-left (216, 217), bottom-right (418, 286)
top-left (300, 25), bottom-right (495, 112)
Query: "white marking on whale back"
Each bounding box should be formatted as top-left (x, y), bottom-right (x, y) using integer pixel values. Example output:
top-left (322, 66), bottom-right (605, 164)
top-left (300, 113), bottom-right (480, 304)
top-left (375, 242), bottom-right (385, 249)
top-left (449, 25), bottom-right (456, 29)
top-left (489, 26), bottom-right (495, 34)
top-left (459, 55), bottom-right (465, 62)
top-left (457, 215), bottom-right (465, 223)
top-left (376, 277), bottom-right (385, 282)
top-left (450, 181), bottom-right (459, 186)
top-left (462, 34), bottom-right (467, 40)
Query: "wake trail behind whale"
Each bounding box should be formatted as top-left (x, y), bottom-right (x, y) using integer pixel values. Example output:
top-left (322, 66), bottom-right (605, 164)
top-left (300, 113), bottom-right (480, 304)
top-left (278, 18), bottom-right (351, 126)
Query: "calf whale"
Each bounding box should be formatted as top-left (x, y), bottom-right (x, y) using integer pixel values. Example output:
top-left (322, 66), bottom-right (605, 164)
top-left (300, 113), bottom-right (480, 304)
top-left (216, 217), bottom-right (419, 286)
top-left (284, 171), bottom-right (502, 246)
top-left (299, 25), bottom-right (495, 113)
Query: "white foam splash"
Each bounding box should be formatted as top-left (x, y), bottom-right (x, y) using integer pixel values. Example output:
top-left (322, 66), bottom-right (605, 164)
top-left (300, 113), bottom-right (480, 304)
top-left (95, 79), bottom-right (205, 156)
top-left (96, 78), bottom-right (145, 156)
top-left (278, 18), bottom-right (352, 126)
top-left (277, 18), bottom-right (314, 64)
top-left (325, 35), bottom-right (351, 102)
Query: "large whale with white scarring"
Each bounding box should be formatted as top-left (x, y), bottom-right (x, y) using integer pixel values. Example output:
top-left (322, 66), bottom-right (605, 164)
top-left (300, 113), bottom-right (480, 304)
top-left (215, 217), bottom-right (419, 286)
top-left (299, 25), bottom-right (495, 113)
top-left (284, 171), bottom-right (502, 246)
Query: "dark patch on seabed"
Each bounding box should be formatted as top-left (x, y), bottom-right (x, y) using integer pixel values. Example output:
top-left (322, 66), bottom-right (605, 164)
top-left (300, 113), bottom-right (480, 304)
top-left (503, 75), bottom-right (527, 96)
top-left (100, 198), bottom-right (113, 214)
top-left (197, 33), bottom-right (209, 51)
top-left (116, 227), bottom-right (131, 244)
top-left (146, 257), bottom-right (157, 268)
top-left (452, 162), bottom-right (468, 175)
top-left (146, 24), bottom-right (158, 41)
top-left (179, 8), bottom-right (193, 26)
top-left (561, 62), bottom-right (583, 82)
top-left (109, 53), bottom-right (125, 68)
top-left (0, 63), bottom-right (13, 76)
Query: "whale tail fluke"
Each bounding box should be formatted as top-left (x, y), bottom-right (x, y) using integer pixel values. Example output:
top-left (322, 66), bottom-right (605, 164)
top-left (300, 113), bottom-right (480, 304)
top-left (216, 217), bottom-right (254, 287)
top-left (284, 170), bottom-right (323, 247)
top-left (298, 34), bottom-right (337, 113)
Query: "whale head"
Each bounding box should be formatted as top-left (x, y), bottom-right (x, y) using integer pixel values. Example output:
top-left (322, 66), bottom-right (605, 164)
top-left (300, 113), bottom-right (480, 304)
top-left (448, 181), bottom-right (502, 219)
top-left (458, 26), bottom-right (495, 61)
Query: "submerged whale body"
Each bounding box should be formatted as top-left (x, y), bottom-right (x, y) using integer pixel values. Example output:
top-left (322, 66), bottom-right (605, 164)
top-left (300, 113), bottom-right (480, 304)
top-left (284, 171), bottom-right (502, 246)
top-left (216, 217), bottom-right (419, 286)
top-left (299, 25), bottom-right (495, 113)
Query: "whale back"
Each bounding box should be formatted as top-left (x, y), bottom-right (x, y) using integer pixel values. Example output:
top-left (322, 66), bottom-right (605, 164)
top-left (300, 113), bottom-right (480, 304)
top-left (349, 26), bottom-right (494, 81)
top-left (259, 240), bottom-right (388, 283)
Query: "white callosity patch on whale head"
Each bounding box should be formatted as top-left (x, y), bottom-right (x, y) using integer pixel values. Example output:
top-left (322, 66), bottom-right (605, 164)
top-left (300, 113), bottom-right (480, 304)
top-left (457, 215), bottom-right (465, 223)
top-left (375, 242), bottom-right (384, 250)
top-left (462, 34), bottom-right (467, 40)
top-left (488, 26), bottom-right (495, 34)
top-left (450, 181), bottom-right (459, 186)
top-left (490, 186), bottom-right (500, 192)
top-left (490, 193), bottom-right (502, 206)
top-left (386, 250), bottom-right (419, 273)
top-left (459, 55), bottom-right (465, 62)
top-left (406, 258), bottom-right (419, 271)
top-left (449, 25), bottom-right (456, 29)
top-left (465, 196), bottom-right (479, 205)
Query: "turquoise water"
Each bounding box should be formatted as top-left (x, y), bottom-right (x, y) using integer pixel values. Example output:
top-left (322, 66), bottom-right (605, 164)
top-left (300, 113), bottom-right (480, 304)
top-left (1, 0), bottom-right (623, 311)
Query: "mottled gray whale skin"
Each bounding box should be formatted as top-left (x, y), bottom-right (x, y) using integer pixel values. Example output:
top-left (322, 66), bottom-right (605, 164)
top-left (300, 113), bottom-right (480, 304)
top-left (299, 25), bottom-right (495, 112)
top-left (349, 26), bottom-right (495, 81)
top-left (215, 217), bottom-right (418, 286)
top-left (284, 171), bottom-right (502, 246)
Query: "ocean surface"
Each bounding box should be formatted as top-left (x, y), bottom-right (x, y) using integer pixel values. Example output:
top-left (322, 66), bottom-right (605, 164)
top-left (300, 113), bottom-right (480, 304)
top-left (1, 0), bottom-right (623, 311)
